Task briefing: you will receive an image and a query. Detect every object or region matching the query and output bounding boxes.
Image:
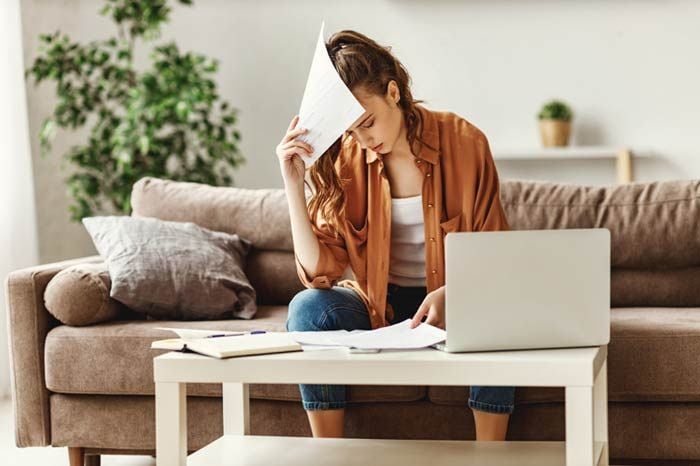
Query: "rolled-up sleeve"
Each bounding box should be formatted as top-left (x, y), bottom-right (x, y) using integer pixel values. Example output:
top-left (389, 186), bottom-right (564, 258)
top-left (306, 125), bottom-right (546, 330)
top-left (294, 210), bottom-right (350, 289)
top-left (473, 133), bottom-right (510, 232)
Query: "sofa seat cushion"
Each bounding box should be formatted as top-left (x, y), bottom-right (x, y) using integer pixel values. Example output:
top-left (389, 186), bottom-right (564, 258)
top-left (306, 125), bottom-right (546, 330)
top-left (44, 305), bottom-right (425, 403)
top-left (429, 307), bottom-right (700, 405)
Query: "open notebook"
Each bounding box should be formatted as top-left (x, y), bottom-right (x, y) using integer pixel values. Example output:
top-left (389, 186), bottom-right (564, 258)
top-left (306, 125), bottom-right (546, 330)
top-left (152, 332), bottom-right (302, 359)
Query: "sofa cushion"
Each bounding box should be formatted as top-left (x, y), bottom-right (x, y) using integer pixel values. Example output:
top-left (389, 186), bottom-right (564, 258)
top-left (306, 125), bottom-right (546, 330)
top-left (130, 176), bottom-right (293, 252)
top-left (611, 267), bottom-right (700, 307)
top-left (500, 179), bottom-right (700, 269)
top-left (428, 307), bottom-right (700, 405)
top-left (44, 305), bottom-right (425, 403)
top-left (246, 250), bottom-right (304, 305)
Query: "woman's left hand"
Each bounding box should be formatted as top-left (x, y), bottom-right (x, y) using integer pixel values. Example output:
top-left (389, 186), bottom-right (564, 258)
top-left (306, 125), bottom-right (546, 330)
top-left (410, 285), bottom-right (446, 329)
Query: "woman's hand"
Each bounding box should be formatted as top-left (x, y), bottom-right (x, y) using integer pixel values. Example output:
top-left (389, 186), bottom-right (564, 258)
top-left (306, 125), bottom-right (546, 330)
top-left (276, 115), bottom-right (315, 189)
top-left (410, 285), bottom-right (446, 329)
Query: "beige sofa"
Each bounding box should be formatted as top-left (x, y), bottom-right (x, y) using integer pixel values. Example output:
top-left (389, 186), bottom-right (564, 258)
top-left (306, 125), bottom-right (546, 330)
top-left (6, 176), bottom-right (700, 465)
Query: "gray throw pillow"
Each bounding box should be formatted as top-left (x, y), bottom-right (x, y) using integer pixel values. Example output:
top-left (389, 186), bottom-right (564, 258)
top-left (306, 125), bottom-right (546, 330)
top-left (82, 215), bottom-right (257, 320)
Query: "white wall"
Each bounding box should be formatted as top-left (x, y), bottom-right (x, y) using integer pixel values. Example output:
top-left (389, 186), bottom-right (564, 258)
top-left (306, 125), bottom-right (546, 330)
top-left (20, 0), bottom-right (699, 264)
top-left (2, 0), bottom-right (40, 399)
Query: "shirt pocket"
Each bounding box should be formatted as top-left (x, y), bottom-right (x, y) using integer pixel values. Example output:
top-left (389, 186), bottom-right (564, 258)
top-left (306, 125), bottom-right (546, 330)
top-left (439, 212), bottom-right (462, 236)
top-left (345, 217), bottom-right (369, 281)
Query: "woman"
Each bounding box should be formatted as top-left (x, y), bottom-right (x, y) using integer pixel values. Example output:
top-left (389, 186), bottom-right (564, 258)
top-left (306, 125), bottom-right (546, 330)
top-left (275, 29), bottom-right (515, 440)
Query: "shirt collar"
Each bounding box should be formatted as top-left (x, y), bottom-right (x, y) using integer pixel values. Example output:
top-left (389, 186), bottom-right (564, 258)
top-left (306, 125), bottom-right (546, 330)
top-left (357, 104), bottom-right (440, 165)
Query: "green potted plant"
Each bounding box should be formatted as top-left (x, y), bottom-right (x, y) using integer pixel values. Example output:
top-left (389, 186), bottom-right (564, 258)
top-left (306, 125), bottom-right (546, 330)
top-left (26, 0), bottom-right (244, 222)
top-left (537, 99), bottom-right (573, 147)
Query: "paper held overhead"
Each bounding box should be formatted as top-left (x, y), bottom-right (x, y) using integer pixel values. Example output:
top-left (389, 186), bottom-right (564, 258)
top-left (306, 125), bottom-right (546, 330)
top-left (296, 20), bottom-right (366, 168)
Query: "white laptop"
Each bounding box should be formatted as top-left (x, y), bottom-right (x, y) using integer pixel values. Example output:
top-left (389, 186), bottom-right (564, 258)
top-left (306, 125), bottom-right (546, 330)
top-left (433, 228), bottom-right (610, 352)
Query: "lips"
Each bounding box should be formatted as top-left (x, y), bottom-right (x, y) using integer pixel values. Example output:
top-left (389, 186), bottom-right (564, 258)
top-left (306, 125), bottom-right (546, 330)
top-left (372, 143), bottom-right (383, 152)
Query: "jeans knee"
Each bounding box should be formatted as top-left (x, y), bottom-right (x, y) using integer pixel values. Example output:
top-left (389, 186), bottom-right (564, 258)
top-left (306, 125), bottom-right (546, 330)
top-left (286, 289), bottom-right (325, 332)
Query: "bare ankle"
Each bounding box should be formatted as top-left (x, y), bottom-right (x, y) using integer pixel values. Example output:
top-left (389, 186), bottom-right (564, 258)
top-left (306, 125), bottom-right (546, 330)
top-left (307, 408), bottom-right (345, 438)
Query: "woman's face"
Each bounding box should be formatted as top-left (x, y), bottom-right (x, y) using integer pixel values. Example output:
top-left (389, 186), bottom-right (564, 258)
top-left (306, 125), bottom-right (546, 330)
top-left (345, 80), bottom-right (404, 155)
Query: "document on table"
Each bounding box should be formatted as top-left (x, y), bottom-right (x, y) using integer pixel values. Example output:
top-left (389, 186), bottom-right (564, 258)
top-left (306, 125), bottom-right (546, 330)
top-left (287, 319), bottom-right (446, 350)
top-left (296, 20), bottom-right (366, 168)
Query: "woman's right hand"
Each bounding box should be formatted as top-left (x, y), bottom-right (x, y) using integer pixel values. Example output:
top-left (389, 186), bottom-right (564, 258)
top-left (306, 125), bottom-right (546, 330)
top-left (276, 115), bottom-right (315, 189)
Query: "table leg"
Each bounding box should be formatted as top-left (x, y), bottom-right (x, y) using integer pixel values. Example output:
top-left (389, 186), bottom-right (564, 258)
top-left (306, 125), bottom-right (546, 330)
top-left (594, 360), bottom-right (609, 466)
top-left (566, 385), bottom-right (595, 466)
top-left (156, 382), bottom-right (187, 466)
top-left (223, 383), bottom-right (250, 435)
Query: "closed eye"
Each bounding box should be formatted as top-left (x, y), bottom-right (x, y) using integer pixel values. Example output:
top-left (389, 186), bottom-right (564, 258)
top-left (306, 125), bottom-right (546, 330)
top-left (346, 119), bottom-right (374, 137)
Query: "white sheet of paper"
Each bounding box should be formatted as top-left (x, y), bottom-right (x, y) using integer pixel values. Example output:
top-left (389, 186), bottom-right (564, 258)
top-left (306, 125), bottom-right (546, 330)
top-left (288, 329), bottom-right (366, 347)
top-left (154, 327), bottom-right (244, 339)
top-left (287, 320), bottom-right (446, 350)
top-left (336, 319), bottom-right (446, 350)
top-left (300, 345), bottom-right (346, 352)
top-left (297, 20), bottom-right (366, 168)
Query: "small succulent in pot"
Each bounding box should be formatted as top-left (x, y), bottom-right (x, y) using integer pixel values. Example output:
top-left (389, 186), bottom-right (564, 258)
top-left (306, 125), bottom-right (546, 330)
top-left (537, 99), bottom-right (573, 147)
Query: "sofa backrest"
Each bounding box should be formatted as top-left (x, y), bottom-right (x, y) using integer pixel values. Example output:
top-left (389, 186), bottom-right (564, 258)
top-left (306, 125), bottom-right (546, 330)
top-left (130, 176), bottom-right (302, 305)
top-left (130, 176), bottom-right (700, 307)
top-left (501, 179), bottom-right (700, 269)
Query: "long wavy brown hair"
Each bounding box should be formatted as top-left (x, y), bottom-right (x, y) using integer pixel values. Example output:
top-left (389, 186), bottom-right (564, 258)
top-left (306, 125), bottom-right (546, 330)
top-left (305, 30), bottom-right (433, 236)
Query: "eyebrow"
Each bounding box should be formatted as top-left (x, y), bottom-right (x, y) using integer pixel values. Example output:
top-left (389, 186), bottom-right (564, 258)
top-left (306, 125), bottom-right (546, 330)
top-left (349, 113), bottom-right (373, 132)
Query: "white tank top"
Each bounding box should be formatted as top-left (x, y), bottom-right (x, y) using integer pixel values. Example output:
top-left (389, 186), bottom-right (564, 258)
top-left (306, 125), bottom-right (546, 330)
top-left (388, 194), bottom-right (426, 287)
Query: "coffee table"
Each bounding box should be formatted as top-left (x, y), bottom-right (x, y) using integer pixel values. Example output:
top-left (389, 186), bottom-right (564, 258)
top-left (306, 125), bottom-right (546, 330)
top-left (154, 344), bottom-right (608, 466)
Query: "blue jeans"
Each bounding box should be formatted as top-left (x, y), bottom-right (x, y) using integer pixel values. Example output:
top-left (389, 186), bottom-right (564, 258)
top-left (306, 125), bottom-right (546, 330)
top-left (285, 283), bottom-right (516, 414)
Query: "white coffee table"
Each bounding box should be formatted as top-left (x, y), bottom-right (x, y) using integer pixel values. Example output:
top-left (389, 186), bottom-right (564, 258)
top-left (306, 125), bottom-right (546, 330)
top-left (154, 344), bottom-right (608, 466)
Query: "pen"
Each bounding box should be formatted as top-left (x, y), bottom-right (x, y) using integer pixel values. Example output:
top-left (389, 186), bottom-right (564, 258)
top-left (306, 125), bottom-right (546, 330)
top-left (206, 330), bottom-right (266, 338)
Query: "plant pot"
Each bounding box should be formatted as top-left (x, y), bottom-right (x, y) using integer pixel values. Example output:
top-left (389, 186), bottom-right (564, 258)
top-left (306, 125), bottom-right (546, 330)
top-left (539, 119), bottom-right (571, 147)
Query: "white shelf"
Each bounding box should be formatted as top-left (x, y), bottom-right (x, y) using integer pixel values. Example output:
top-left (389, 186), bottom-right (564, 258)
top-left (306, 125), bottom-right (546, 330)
top-left (492, 146), bottom-right (654, 161)
top-left (188, 435), bottom-right (606, 466)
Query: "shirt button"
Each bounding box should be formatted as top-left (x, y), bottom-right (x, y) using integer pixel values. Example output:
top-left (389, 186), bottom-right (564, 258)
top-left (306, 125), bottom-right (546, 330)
top-left (430, 237), bottom-right (436, 242)
top-left (427, 203), bottom-right (433, 208)
top-left (426, 173), bottom-right (432, 177)
top-left (416, 159), bottom-right (422, 164)
top-left (431, 269), bottom-right (437, 274)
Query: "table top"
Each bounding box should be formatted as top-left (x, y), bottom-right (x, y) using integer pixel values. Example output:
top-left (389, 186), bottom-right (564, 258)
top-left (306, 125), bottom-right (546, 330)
top-left (154, 345), bottom-right (606, 387)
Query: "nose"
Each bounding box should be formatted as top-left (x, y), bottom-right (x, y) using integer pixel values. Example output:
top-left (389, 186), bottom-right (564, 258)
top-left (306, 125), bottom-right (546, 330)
top-left (354, 134), bottom-right (372, 150)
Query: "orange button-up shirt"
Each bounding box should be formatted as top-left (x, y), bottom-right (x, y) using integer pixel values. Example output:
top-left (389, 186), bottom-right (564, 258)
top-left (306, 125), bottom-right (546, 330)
top-left (295, 104), bottom-right (510, 329)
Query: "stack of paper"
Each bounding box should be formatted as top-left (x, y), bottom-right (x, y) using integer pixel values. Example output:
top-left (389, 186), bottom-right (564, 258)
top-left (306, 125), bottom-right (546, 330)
top-left (287, 319), bottom-right (446, 351)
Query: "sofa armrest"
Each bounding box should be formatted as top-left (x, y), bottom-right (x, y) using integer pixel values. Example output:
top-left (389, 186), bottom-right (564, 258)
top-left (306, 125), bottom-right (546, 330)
top-left (4, 254), bottom-right (103, 447)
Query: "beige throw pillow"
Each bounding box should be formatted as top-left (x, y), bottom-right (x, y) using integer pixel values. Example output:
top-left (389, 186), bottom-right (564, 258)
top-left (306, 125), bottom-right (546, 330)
top-left (44, 262), bottom-right (124, 326)
top-left (82, 215), bottom-right (256, 320)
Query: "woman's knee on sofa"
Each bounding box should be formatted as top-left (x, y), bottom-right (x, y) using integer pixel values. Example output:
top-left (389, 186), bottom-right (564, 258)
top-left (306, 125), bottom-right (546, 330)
top-left (286, 287), bottom-right (370, 333)
top-left (286, 288), bottom-right (333, 332)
